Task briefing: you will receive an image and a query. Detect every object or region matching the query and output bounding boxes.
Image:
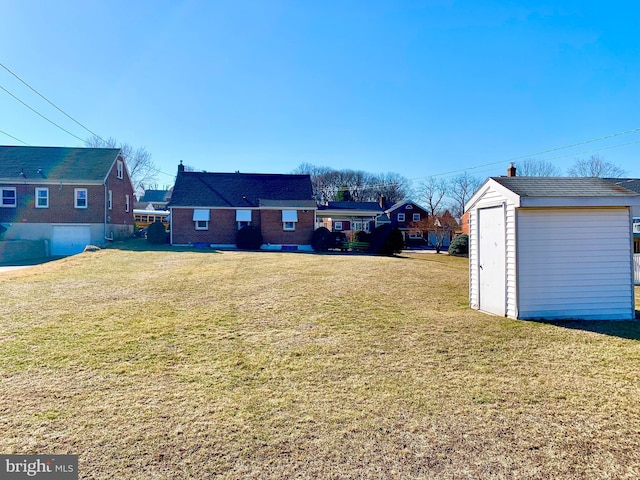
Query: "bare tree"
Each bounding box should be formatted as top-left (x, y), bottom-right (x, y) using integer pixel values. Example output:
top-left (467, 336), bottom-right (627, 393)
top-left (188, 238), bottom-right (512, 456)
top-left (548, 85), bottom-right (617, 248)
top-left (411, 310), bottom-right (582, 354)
top-left (567, 155), bottom-right (627, 178)
top-left (517, 159), bottom-right (562, 177)
top-left (419, 176), bottom-right (447, 216)
top-left (447, 172), bottom-right (483, 217)
top-left (412, 210), bottom-right (458, 253)
top-left (369, 172), bottom-right (412, 204)
top-left (86, 135), bottom-right (157, 196)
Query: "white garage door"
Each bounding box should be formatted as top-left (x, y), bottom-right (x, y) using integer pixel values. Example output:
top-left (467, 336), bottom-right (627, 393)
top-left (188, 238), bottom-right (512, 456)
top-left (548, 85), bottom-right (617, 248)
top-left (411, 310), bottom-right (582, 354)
top-left (52, 225), bottom-right (91, 256)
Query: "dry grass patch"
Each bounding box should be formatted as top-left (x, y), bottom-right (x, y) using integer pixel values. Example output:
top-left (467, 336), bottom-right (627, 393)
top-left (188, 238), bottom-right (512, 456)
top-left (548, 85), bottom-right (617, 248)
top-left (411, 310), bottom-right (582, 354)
top-left (1, 248), bottom-right (640, 478)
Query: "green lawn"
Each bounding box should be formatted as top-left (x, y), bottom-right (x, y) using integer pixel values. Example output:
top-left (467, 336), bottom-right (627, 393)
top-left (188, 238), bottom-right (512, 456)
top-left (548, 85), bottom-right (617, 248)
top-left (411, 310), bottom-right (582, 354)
top-left (1, 246), bottom-right (640, 479)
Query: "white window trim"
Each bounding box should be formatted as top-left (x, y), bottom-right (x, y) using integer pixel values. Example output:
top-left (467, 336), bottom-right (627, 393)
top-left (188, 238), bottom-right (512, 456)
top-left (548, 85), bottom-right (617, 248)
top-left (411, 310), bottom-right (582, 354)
top-left (74, 188), bottom-right (88, 209)
top-left (108, 190), bottom-right (113, 210)
top-left (195, 220), bottom-right (209, 230)
top-left (116, 160), bottom-right (124, 180)
top-left (397, 213), bottom-right (405, 222)
top-left (283, 221), bottom-right (296, 231)
top-left (334, 221), bottom-right (343, 231)
top-left (1, 187), bottom-right (16, 208)
top-left (125, 194), bottom-right (130, 213)
top-left (35, 187), bottom-right (49, 208)
top-left (413, 213), bottom-right (421, 222)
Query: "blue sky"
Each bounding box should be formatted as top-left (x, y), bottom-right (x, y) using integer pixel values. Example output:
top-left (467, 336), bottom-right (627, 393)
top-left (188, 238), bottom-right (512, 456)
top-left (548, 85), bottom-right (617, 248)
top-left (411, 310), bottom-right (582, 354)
top-left (1, 0), bottom-right (639, 190)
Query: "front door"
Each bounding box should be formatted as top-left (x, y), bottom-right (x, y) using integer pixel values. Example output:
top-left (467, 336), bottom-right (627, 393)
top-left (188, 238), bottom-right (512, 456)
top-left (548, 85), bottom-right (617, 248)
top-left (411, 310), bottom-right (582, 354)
top-left (478, 206), bottom-right (506, 316)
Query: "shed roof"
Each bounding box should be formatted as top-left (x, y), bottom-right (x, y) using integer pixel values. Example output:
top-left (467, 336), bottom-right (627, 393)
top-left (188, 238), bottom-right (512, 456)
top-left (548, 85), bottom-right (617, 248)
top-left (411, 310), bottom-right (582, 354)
top-left (169, 171), bottom-right (315, 208)
top-left (0, 146), bottom-right (122, 182)
top-left (604, 178), bottom-right (640, 194)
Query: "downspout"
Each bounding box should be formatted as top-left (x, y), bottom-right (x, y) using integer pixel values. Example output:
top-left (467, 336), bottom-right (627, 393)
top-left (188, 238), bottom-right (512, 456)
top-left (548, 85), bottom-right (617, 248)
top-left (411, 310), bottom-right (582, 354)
top-left (104, 181), bottom-right (113, 242)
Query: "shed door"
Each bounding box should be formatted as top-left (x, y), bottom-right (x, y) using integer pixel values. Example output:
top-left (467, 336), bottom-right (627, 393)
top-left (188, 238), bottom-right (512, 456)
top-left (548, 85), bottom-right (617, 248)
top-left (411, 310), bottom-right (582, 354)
top-left (478, 206), bottom-right (505, 316)
top-left (52, 225), bottom-right (91, 256)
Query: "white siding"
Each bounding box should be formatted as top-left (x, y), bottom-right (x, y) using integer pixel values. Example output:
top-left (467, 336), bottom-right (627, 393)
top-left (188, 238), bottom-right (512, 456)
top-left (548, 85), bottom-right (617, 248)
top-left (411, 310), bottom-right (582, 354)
top-left (505, 203), bottom-right (517, 318)
top-left (517, 208), bottom-right (634, 320)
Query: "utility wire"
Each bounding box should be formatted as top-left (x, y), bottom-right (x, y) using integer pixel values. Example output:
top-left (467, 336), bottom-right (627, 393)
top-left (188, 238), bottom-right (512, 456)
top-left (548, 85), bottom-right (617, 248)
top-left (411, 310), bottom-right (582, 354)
top-left (0, 128), bottom-right (30, 145)
top-left (0, 61), bottom-right (103, 141)
top-left (0, 83), bottom-right (86, 143)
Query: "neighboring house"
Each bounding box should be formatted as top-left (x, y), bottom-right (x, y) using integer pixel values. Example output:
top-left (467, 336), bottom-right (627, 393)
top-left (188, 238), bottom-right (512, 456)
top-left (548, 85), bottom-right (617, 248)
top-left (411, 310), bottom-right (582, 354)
top-left (138, 188), bottom-right (172, 210)
top-left (0, 146), bottom-right (134, 256)
top-left (384, 200), bottom-right (430, 244)
top-left (466, 175), bottom-right (640, 320)
top-left (168, 163), bottom-right (316, 250)
top-left (316, 200), bottom-right (385, 237)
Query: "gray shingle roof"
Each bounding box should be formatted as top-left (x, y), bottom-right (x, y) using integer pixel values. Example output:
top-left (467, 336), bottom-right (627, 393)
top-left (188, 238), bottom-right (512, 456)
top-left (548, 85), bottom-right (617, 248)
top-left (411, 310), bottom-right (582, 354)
top-left (319, 201), bottom-right (383, 211)
top-left (0, 146), bottom-right (121, 182)
top-left (139, 189), bottom-right (171, 202)
top-left (168, 171), bottom-right (314, 208)
top-left (491, 176), bottom-right (640, 197)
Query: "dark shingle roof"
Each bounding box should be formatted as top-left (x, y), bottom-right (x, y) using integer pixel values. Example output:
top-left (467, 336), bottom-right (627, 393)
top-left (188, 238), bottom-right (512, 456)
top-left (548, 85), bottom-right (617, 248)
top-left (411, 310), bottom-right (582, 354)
top-left (491, 176), bottom-right (640, 197)
top-left (319, 201), bottom-right (383, 211)
top-left (0, 146), bottom-right (121, 181)
top-left (139, 189), bottom-right (171, 202)
top-left (168, 172), bottom-right (314, 208)
top-left (603, 178), bottom-right (640, 194)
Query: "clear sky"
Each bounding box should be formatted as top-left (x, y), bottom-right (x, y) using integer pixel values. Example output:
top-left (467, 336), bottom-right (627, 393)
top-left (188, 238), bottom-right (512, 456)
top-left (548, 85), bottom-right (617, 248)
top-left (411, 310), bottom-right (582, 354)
top-left (1, 0), bottom-right (639, 191)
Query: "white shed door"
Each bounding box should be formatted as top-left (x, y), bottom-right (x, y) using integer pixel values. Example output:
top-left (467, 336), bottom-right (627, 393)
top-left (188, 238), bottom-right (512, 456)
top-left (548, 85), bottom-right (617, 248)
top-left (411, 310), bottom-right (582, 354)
top-left (52, 225), bottom-right (91, 256)
top-left (478, 206), bottom-right (505, 316)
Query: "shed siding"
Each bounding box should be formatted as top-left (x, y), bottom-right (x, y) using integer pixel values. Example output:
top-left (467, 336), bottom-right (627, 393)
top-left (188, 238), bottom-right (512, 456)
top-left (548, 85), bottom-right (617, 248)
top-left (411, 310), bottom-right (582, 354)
top-left (517, 208), bottom-right (634, 320)
top-left (469, 209), bottom-right (478, 309)
top-left (505, 203), bottom-right (518, 318)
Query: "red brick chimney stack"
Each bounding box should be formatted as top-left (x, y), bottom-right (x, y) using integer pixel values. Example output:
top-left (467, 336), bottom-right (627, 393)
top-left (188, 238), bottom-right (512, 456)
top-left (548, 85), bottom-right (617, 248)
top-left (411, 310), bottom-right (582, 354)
top-left (507, 162), bottom-right (516, 177)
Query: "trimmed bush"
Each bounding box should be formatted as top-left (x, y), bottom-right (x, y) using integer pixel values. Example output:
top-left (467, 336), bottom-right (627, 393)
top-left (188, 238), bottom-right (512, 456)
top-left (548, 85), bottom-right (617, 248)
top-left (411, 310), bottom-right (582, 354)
top-left (369, 225), bottom-right (404, 256)
top-left (311, 227), bottom-right (332, 252)
top-left (146, 220), bottom-right (168, 245)
top-left (448, 234), bottom-right (469, 256)
top-left (236, 225), bottom-right (263, 250)
top-left (353, 230), bottom-right (371, 243)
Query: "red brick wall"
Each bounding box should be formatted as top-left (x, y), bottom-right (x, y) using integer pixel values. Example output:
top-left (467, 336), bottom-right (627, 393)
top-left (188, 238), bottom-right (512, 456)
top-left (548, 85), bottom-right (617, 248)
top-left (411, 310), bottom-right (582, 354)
top-left (171, 208), bottom-right (315, 246)
top-left (105, 157), bottom-right (135, 227)
top-left (0, 183), bottom-right (105, 224)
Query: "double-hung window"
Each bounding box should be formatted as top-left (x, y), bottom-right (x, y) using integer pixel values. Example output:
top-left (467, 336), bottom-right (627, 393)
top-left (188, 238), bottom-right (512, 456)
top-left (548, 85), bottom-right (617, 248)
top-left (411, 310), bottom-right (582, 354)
top-left (35, 187), bottom-right (49, 208)
top-left (75, 188), bottom-right (88, 208)
top-left (282, 210), bottom-right (298, 231)
top-left (116, 160), bottom-right (124, 179)
top-left (193, 209), bottom-right (210, 230)
top-left (236, 209), bottom-right (252, 230)
top-left (397, 213), bottom-right (405, 222)
top-left (413, 213), bottom-right (421, 222)
top-left (108, 190), bottom-right (113, 210)
top-left (1, 187), bottom-right (17, 207)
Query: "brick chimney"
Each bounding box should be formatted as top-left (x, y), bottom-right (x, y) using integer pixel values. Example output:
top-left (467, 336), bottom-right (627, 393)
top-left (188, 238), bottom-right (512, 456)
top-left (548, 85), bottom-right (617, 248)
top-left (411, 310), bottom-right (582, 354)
top-left (379, 195), bottom-right (387, 209)
top-left (507, 162), bottom-right (516, 177)
top-left (178, 160), bottom-right (185, 174)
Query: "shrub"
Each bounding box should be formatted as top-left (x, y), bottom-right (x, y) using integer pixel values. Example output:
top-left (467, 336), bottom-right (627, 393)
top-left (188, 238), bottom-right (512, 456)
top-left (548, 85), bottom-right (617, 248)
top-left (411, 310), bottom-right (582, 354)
top-left (146, 220), bottom-right (168, 245)
top-left (353, 230), bottom-right (371, 243)
top-left (449, 234), bottom-right (469, 256)
top-left (236, 225), bottom-right (263, 250)
top-left (369, 225), bottom-right (404, 256)
top-left (311, 227), bottom-right (332, 252)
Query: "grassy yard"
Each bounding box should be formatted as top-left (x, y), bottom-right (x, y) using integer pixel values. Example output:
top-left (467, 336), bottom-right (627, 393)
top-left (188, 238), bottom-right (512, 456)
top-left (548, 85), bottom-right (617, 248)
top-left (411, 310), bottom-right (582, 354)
top-left (1, 246), bottom-right (640, 479)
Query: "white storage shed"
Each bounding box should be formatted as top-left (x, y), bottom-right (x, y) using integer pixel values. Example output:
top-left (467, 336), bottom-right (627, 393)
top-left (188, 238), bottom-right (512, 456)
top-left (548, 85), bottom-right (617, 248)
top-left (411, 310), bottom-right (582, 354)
top-left (465, 176), bottom-right (640, 320)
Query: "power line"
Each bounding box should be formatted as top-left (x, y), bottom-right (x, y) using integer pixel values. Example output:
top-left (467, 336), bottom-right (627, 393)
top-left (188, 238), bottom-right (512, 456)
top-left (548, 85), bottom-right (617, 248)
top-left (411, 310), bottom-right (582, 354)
top-left (0, 83), bottom-right (86, 143)
top-left (0, 128), bottom-right (29, 145)
top-left (0, 61), bottom-right (103, 141)
top-left (428, 127), bottom-right (640, 179)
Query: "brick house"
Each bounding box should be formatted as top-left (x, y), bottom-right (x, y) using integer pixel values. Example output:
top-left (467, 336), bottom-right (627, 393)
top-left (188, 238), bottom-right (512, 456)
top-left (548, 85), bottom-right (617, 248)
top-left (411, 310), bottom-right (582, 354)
top-left (0, 146), bottom-right (134, 255)
top-left (168, 163), bottom-right (316, 250)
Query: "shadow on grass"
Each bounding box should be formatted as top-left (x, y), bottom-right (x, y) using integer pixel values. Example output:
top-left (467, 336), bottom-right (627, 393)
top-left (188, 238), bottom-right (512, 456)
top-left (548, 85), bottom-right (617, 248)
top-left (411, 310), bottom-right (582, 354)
top-left (105, 238), bottom-right (223, 254)
top-left (537, 316), bottom-right (640, 341)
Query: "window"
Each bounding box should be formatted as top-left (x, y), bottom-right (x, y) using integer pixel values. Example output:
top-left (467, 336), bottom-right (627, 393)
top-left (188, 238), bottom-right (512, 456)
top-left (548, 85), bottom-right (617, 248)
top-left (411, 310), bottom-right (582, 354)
top-left (125, 194), bottom-right (130, 212)
top-left (193, 209), bottom-right (210, 230)
top-left (282, 210), bottom-right (298, 231)
top-left (413, 213), bottom-right (421, 222)
top-left (397, 213), bottom-right (405, 222)
top-left (116, 160), bottom-right (124, 179)
top-left (35, 187), bottom-right (49, 208)
top-left (108, 190), bottom-right (113, 210)
top-left (405, 204), bottom-right (413, 209)
top-left (1, 188), bottom-right (16, 207)
top-left (236, 209), bottom-right (252, 230)
top-left (75, 188), bottom-right (88, 208)
top-left (334, 221), bottom-right (343, 231)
